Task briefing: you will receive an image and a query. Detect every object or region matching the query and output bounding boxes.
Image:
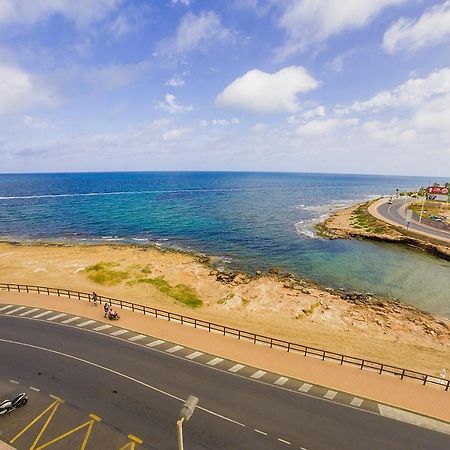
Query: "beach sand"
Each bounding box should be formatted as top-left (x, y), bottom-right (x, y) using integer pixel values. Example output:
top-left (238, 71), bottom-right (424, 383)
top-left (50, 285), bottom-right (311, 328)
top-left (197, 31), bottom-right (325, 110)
top-left (0, 241), bottom-right (449, 376)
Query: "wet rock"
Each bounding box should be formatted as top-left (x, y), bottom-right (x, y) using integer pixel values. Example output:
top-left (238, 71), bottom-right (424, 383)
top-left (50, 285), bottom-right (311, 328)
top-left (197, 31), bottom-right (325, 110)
top-left (269, 267), bottom-right (280, 275)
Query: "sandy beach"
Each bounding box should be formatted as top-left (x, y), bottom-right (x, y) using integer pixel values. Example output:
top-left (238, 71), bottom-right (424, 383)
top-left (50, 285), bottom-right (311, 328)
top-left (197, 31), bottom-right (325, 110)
top-left (0, 241), bottom-right (448, 376)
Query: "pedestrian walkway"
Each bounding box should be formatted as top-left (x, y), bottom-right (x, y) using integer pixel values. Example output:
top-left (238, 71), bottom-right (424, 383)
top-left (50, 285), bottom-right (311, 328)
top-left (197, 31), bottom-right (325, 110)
top-left (1, 291), bottom-right (449, 425)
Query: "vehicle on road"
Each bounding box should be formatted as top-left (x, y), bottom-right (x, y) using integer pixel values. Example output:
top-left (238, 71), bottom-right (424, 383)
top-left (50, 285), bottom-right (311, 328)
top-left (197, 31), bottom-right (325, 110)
top-left (0, 392), bottom-right (28, 415)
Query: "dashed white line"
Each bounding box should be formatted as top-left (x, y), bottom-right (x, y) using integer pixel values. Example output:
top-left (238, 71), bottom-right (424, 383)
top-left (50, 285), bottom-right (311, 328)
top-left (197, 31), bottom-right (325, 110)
top-left (146, 339), bottom-right (165, 347)
top-left (350, 397), bottom-right (363, 407)
top-left (49, 394), bottom-right (63, 402)
top-left (61, 316), bottom-right (80, 324)
top-left (186, 351), bottom-right (203, 360)
top-left (300, 447), bottom-right (308, 450)
top-left (251, 370), bottom-right (267, 379)
top-left (93, 324), bottom-right (113, 331)
top-left (166, 345), bottom-right (183, 353)
top-left (206, 357), bottom-right (224, 366)
top-left (9, 379), bottom-right (19, 384)
top-left (110, 329), bottom-right (129, 336)
top-left (298, 383), bottom-right (312, 393)
top-left (278, 438), bottom-right (291, 445)
top-left (0, 305), bottom-right (15, 312)
top-left (19, 308), bottom-right (39, 316)
top-left (76, 320), bottom-right (96, 328)
top-left (274, 376), bottom-right (289, 386)
top-left (6, 306), bottom-right (26, 315)
top-left (29, 386), bottom-right (40, 392)
top-left (324, 390), bottom-right (338, 400)
top-left (33, 311), bottom-right (53, 319)
top-left (228, 364), bottom-right (245, 373)
top-left (47, 313), bottom-right (67, 321)
top-left (254, 429), bottom-right (267, 436)
top-left (128, 334), bottom-right (146, 342)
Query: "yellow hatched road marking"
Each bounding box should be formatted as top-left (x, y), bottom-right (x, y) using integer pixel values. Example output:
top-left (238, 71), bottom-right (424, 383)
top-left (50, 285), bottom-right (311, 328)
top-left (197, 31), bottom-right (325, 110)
top-left (118, 434), bottom-right (144, 449)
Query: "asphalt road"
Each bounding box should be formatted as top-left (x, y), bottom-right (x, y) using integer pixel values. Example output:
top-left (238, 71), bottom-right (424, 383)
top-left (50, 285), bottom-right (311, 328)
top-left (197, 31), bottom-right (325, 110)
top-left (1, 316), bottom-right (449, 450)
top-left (376, 198), bottom-right (450, 242)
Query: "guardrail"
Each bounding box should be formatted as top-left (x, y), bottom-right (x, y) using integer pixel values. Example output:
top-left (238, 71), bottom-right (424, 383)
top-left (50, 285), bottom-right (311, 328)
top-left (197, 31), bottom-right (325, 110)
top-left (1, 282), bottom-right (449, 391)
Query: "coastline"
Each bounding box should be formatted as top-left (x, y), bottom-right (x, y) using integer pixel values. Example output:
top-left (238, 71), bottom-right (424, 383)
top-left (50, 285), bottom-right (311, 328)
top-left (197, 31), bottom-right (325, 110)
top-left (0, 240), bottom-right (449, 376)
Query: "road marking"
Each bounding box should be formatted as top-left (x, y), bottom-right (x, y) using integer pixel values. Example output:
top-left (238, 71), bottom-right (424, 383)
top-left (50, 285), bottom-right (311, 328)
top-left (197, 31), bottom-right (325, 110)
top-left (166, 345), bottom-right (183, 353)
top-left (350, 397), bottom-right (363, 407)
top-left (228, 364), bottom-right (245, 373)
top-left (206, 357), bottom-right (223, 366)
top-left (254, 429), bottom-right (267, 436)
top-left (128, 434), bottom-right (143, 444)
top-left (77, 320), bottom-right (97, 328)
top-left (47, 313), bottom-right (67, 321)
top-left (1, 338), bottom-right (246, 429)
top-left (128, 334), bottom-right (146, 342)
top-left (49, 394), bottom-right (64, 402)
top-left (9, 379), bottom-right (19, 384)
top-left (274, 376), bottom-right (289, 386)
top-left (6, 306), bottom-right (26, 315)
top-left (93, 324), bottom-right (112, 331)
top-left (186, 351), bottom-right (203, 360)
top-left (0, 305), bottom-right (15, 311)
top-left (33, 311), bottom-right (53, 319)
top-left (278, 438), bottom-right (291, 445)
top-left (61, 316), bottom-right (80, 324)
top-left (298, 383), bottom-right (312, 393)
top-left (19, 308), bottom-right (40, 316)
top-left (30, 386), bottom-right (40, 392)
top-left (146, 339), bottom-right (165, 347)
top-left (251, 370), bottom-right (266, 379)
top-left (324, 390), bottom-right (338, 400)
top-left (110, 329), bottom-right (129, 336)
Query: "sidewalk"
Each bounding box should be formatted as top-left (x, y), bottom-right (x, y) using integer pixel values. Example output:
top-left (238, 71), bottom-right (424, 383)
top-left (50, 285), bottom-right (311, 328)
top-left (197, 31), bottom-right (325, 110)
top-left (1, 291), bottom-right (449, 424)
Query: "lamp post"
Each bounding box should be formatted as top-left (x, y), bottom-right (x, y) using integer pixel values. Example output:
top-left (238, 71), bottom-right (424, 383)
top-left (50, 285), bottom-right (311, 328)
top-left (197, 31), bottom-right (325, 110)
top-left (177, 395), bottom-right (198, 450)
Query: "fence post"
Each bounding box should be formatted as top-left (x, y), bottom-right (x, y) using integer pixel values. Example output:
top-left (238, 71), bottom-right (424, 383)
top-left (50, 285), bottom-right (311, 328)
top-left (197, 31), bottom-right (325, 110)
top-left (131, 303), bottom-right (134, 312)
top-left (340, 355), bottom-right (344, 365)
top-left (17, 284), bottom-right (20, 292)
top-left (379, 364), bottom-right (384, 374)
top-left (194, 319), bottom-right (197, 328)
top-left (253, 334), bottom-right (256, 344)
top-left (446, 379), bottom-right (449, 392)
top-left (423, 374), bottom-right (427, 385)
top-left (26, 285), bottom-right (29, 293)
top-left (270, 338), bottom-right (273, 348)
top-left (322, 351), bottom-right (325, 361)
top-left (401, 369), bottom-right (405, 380)
top-left (37, 286), bottom-right (40, 294)
top-left (208, 323), bottom-right (211, 332)
top-left (360, 360), bottom-right (365, 370)
top-left (287, 342), bottom-right (290, 353)
top-left (7, 284), bottom-right (11, 292)
top-left (57, 289), bottom-right (60, 296)
top-left (47, 287), bottom-right (50, 295)
top-left (168, 312), bottom-right (171, 321)
top-left (238, 330), bottom-right (241, 340)
top-left (67, 290), bottom-right (71, 298)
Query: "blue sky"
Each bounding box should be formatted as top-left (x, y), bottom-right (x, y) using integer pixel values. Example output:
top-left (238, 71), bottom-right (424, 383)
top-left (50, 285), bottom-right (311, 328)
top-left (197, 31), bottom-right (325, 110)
top-left (1, 0), bottom-right (449, 176)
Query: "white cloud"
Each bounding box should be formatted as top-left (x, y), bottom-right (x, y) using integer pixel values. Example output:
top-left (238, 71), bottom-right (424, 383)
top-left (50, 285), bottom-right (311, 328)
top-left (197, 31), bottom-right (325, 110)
top-left (165, 77), bottom-right (185, 87)
top-left (288, 105), bottom-right (326, 124)
top-left (383, 1), bottom-right (450, 53)
top-left (0, 0), bottom-right (122, 27)
top-left (337, 67), bottom-right (450, 114)
top-left (157, 94), bottom-right (193, 114)
top-left (414, 93), bottom-right (450, 132)
top-left (109, 15), bottom-right (130, 37)
top-left (171, 0), bottom-right (192, 6)
top-left (361, 119), bottom-right (416, 144)
top-left (296, 118), bottom-right (358, 137)
top-left (201, 118), bottom-right (240, 126)
top-left (276, 0), bottom-right (405, 58)
top-left (163, 127), bottom-right (192, 141)
top-left (216, 66), bottom-right (318, 113)
top-left (0, 64), bottom-right (52, 114)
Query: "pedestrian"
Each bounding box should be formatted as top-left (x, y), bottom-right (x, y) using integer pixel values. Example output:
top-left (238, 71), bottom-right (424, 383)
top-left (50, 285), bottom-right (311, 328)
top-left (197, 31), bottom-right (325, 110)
top-left (103, 302), bottom-right (110, 318)
top-left (92, 291), bottom-right (99, 306)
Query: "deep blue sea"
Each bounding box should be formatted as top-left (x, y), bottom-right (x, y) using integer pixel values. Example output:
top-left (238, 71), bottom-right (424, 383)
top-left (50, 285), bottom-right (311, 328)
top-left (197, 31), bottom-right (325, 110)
top-left (0, 172), bottom-right (449, 317)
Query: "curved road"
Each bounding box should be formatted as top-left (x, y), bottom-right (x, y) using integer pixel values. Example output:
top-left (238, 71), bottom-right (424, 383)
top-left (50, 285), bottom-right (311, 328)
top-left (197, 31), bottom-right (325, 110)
top-left (0, 316), bottom-right (449, 450)
top-left (376, 198), bottom-right (450, 243)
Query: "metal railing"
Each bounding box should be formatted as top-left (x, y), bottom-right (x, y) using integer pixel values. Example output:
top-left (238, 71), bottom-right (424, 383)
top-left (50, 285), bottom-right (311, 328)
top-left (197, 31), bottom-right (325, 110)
top-left (1, 282), bottom-right (448, 391)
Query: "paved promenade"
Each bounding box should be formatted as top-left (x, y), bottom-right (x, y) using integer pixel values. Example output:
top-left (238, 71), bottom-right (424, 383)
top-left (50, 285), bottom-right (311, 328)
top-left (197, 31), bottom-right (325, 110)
top-left (1, 291), bottom-right (449, 425)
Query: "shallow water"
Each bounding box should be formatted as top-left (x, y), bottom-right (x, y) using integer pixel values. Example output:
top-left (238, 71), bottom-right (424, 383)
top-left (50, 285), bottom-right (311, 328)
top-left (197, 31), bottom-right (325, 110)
top-left (0, 171), bottom-right (448, 317)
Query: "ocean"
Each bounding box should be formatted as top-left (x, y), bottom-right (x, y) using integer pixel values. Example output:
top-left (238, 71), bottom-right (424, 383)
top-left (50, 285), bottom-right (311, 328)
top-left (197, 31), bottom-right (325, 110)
top-left (0, 171), bottom-right (449, 317)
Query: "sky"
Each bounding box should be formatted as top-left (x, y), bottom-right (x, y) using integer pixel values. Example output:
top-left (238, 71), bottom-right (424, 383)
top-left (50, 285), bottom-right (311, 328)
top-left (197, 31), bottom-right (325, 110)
top-left (0, 0), bottom-right (449, 176)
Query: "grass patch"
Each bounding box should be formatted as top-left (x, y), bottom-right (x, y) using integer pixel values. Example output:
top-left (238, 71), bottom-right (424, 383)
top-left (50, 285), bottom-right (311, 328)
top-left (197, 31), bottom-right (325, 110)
top-left (302, 301), bottom-right (320, 316)
top-left (84, 262), bottom-right (130, 285)
top-left (409, 201), bottom-right (449, 221)
top-left (351, 201), bottom-right (388, 233)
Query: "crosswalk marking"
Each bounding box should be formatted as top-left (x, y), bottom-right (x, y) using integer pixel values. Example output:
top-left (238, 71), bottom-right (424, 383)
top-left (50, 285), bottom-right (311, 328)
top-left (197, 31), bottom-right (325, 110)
top-left (186, 351), bottom-right (203, 360)
top-left (206, 357), bottom-right (223, 366)
top-left (33, 311), bottom-right (53, 319)
top-left (61, 316), bottom-right (80, 324)
top-left (93, 324), bottom-right (113, 331)
top-left (298, 383), bottom-right (312, 393)
top-left (166, 345), bottom-right (183, 353)
top-left (47, 313), bottom-right (67, 321)
top-left (6, 306), bottom-right (26, 315)
top-left (110, 329), bottom-right (128, 336)
top-left (324, 390), bottom-right (338, 400)
top-left (76, 320), bottom-right (96, 328)
top-left (19, 308), bottom-right (39, 316)
top-left (128, 334), bottom-right (146, 342)
top-left (274, 376), bottom-right (289, 386)
top-left (0, 305), bottom-right (15, 312)
top-left (228, 364), bottom-right (245, 373)
top-left (251, 370), bottom-right (267, 379)
top-left (350, 397), bottom-right (363, 407)
top-left (146, 339), bottom-right (165, 347)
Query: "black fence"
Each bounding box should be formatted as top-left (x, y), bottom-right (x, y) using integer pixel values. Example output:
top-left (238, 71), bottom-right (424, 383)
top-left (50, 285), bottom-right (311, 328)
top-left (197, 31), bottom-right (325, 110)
top-left (1, 282), bottom-right (448, 391)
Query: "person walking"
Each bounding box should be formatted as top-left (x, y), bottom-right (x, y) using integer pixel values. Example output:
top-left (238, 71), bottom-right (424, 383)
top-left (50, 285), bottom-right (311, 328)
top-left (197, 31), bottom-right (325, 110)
top-left (92, 291), bottom-right (99, 306)
top-left (103, 302), bottom-right (110, 318)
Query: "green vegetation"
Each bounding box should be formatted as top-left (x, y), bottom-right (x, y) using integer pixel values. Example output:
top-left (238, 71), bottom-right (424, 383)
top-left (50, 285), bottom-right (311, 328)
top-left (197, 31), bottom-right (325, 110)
top-left (350, 201), bottom-right (388, 234)
top-left (84, 262), bottom-right (130, 285)
top-left (409, 200), bottom-right (449, 222)
top-left (302, 301), bottom-right (320, 316)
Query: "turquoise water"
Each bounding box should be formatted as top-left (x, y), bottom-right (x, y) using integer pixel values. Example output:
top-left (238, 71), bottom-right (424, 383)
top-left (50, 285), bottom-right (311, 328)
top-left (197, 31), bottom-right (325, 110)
top-left (0, 171), bottom-right (448, 317)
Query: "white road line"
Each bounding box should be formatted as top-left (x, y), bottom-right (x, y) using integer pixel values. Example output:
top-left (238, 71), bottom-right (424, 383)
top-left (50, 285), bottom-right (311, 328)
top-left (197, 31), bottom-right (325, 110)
top-left (93, 324), bottom-right (112, 331)
top-left (33, 311), bottom-right (53, 319)
top-left (49, 394), bottom-right (63, 401)
top-left (128, 334), bottom-right (146, 342)
top-left (0, 305), bottom-right (15, 312)
top-left (254, 429), bottom-right (267, 436)
top-left (274, 376), bottom-right (289, 386)
top-left (6, 306), bottom-right (26, 315)
top-left (61, 316), bottom-right (80, 324)
top-left (9, 379), bottom-right (19, 384)
top-left (250, 370), bottom-right (266, 379)
top-left (324, 390), bottom-right (338, 400)
top-left (29, 386), bottom-right (40, 392)
top-left (19, 308), bottom-right (39, 316)
top-left (206, 357), bottom-right (223, 366)
top-left (47, 313), bottom-right (67, 321)
top-left (146, 339), bottom-right (165, 347)
top-left (350, 397), bottom-right (363, 407)
top-left (228, 364), bottom-right (245, 373)
top-left (186, 351), bottom-right (203, 360)
top-left (166, 345), bottom-right (184, 354)
top-left (300, 447), bottom-right (308, 450)
top-left (278, 438), bottom-right (291, 445)
top-left (76, 320), bottom-right (96, 328)
top-left (298, 383), bottom-right (312, 393)
top-left (110, 329), bottom-right (128, 336)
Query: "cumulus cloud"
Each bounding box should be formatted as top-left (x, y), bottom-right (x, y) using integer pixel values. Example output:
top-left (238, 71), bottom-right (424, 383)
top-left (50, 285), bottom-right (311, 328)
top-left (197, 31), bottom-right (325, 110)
top-left (0, 64), bottom-right (52, 114)
top-left (383, 1), bottom-right (450, 53)
top-left (296, 118), bottom-right (358, 137)
top-left (157, 94), bottom-right (193, 114)
top-left (275, 0), bottom-right (405, 58)
top-left (171, 0), bottom-right (192, 6)
top-left (216, 66), bottom-right (318, 113)
top-left (162, 127), bottom-right (192, 141)
top-left (165, 76), bottom-right (185, 87)
top-left (200, 118), bottom-right (240, 126)
top-left (0, 0), bottom-right (122, 27)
